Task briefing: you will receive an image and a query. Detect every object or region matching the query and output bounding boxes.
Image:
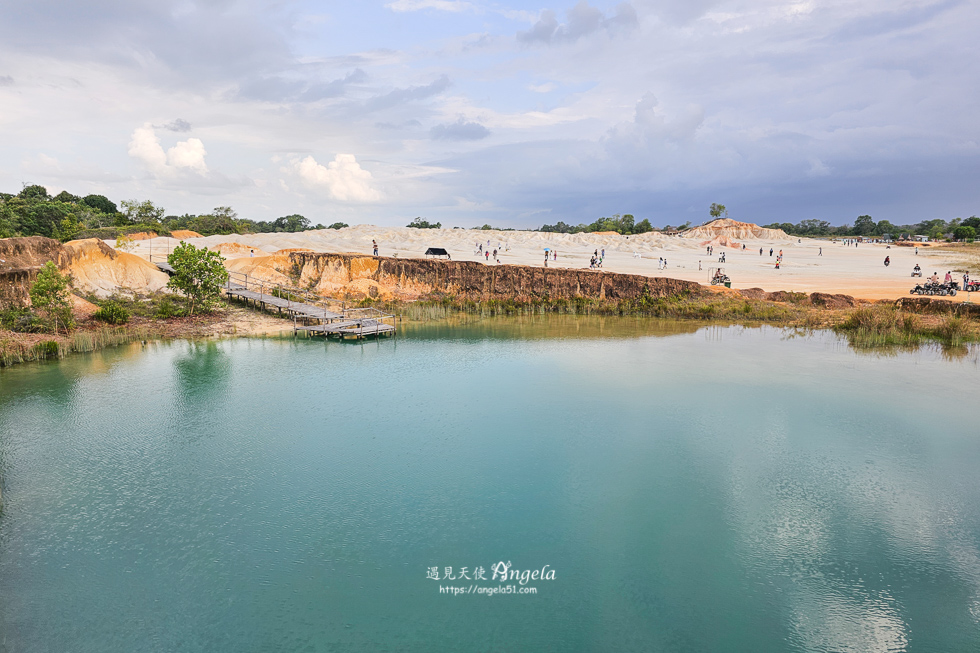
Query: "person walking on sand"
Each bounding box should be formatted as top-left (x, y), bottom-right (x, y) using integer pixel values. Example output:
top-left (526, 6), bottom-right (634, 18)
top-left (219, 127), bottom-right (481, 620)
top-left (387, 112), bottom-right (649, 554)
top-left (250, 249), bottom-right (254, 257)
top-left (493, 248), bottom-right (498, 263)
top-left (775, 259), bottom-right (780, 269)
top-left (485, 250), bottom-right (490, 262)
top-left (372, 240), bottom-right (379, 256)
top-left (544, 252), bottom-right (549, 267)
top-left (770, 248), bottom-right (773, 256)
top-left (699, 260), bottom-right (702, 271)
top-left (884, 256), bottom-right (890, 267)
top-left (819, 247), bottom-right (822, 256)
top-left (760, 247), bottom-right (763, 256)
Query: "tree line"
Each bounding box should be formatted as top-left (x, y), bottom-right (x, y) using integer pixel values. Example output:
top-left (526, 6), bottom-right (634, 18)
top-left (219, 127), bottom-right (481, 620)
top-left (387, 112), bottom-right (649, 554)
top-left (538, 214), bottom-right (672, 235)
top-left (763, 215), bottom-right (980, 241)
top-left (0, 184), bottom-right (347, 242)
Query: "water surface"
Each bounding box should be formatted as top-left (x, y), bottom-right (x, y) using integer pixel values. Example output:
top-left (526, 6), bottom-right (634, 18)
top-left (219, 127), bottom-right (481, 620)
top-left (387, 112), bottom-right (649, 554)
top-left (1, 318), bottom-right (978, 652)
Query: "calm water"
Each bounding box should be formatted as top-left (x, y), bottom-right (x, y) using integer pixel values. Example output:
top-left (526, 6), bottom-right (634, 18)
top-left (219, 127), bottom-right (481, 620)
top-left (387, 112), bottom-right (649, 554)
top-left (1, 318), bottom-right (979, 652)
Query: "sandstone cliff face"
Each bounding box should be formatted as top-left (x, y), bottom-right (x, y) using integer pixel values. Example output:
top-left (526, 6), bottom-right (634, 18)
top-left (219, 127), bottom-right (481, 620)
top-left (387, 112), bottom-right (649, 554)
top-left (0, 237), bottom-right (68, 308)
top-left (287, 252), bottom-right (702, 301)
top-left (63, 239), bottom-right (170, 297)
top-left (0, 236), bottom-right (172, 308)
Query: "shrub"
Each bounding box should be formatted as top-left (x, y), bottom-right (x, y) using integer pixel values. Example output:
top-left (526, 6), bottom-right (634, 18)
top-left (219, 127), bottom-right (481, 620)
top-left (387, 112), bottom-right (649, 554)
top-left (153, 295), bottom-right (187, 319)
top-left (93, 300), bottom-right (130, 324)
top-left (29, 262), bottom-right (75, 334)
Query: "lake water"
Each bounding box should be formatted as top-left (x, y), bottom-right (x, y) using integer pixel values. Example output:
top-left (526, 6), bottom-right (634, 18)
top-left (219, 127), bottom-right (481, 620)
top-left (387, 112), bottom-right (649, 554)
top-left (1, 317), bottom-right (979, 652)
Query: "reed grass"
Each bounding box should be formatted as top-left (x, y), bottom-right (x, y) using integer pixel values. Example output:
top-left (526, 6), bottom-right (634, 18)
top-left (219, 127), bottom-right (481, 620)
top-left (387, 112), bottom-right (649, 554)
top-left (382, 292), bottom-right (808, 324)
top-left (0, 325), bottom-right (158, 367)
top-left (833, 304), bottom-right (978, 349)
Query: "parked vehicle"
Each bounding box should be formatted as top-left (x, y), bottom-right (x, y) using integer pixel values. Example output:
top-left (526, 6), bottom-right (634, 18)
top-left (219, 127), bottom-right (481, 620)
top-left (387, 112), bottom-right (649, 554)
top-left (910, 281), bottom-right (958, 296)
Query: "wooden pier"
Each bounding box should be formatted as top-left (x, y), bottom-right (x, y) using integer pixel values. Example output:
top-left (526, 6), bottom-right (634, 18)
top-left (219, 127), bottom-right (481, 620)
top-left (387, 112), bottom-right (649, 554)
top-left (149, 257), bottom-right (396, 340)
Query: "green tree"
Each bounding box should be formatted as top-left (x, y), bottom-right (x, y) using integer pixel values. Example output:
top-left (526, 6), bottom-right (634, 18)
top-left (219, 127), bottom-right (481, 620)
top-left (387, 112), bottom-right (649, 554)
top-left (962, 216), bottom-right (980, 230)
top-left (167, 243), bottom-right (229, 316)
top-left (81, 194), bottom-right (118, 215)
top-left (853, 215), bottom-right (875, 236)
top-left (634, 218), bottom-right (653, 234)
top-left (327, 222), bottom-right (348, 229)
top-left (953, 226), bottom-right (975, 241)
top-left (29, 261), bottom-right (74, 335)
top-left (53, 191), bottom-right (80, 203)
top-left (874, 219), bottom-right (896, 237)
top-left (407, 217), bottom-right (441, 229)
top-left (57, 214), bottom-right (81, 242)
top-left (0, 201), bottom-right (15, 238)
top-left (18, 184), bottom-right (51, 201)
top-left (709, 203), bottom-right (728, 219)
top-left (273, 214), bottom-right (309, 232)
top-left (120, 199), bottom-right (165, 226)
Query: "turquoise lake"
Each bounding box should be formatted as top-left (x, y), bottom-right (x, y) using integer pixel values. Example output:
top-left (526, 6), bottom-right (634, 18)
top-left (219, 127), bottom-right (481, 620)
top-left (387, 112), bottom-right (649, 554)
top-left (1, 317), bottom-right (979, 652)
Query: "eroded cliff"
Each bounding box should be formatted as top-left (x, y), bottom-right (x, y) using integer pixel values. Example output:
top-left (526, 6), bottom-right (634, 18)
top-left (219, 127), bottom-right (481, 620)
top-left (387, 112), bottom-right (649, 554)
top-left (286, 252), bottom-right (703, 301)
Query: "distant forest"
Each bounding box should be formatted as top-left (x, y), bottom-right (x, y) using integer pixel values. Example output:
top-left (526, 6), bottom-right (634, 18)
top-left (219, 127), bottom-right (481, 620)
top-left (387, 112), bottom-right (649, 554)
top-left (2, 184), bottom-right (976, 242)
top-left (764, 216), bottom-right (979, 241)
top-left (0, 184), bottom-right (344, 242)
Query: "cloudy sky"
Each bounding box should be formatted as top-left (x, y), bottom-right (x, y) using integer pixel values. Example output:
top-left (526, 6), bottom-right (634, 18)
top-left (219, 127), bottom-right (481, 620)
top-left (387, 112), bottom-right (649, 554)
top-left (1, 0), bottom-right (978, 227)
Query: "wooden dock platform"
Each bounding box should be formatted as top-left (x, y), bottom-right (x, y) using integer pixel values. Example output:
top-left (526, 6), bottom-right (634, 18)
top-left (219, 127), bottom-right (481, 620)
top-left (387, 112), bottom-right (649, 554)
top-left (149, 258), bottom-right (396, 339)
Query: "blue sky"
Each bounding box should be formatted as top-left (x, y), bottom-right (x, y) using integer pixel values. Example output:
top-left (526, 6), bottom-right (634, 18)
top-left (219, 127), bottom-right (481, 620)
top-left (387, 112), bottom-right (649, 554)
top-left (0, 0), bottom-right (977, 227)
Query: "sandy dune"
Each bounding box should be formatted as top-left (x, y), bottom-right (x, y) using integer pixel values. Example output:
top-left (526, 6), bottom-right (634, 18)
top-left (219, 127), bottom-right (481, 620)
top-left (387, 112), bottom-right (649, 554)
top-left (122, 224), bottom-right (977, 302)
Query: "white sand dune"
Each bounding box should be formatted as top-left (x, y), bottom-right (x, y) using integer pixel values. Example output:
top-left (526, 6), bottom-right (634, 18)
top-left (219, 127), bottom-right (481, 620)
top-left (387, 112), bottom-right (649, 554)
top-left (121, 224), bottom-right (974, 301)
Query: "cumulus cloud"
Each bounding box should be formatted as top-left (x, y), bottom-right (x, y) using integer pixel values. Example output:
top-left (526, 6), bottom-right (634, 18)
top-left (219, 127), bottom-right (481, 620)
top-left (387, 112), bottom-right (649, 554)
top-left (518, 1), bottom-right (637, 45)
top-left (128, 123), bottom-right (208, 177)
top-left (294, 154), bottom-right (382, 202)
top-left (431, 117), bottom-right (491, 141)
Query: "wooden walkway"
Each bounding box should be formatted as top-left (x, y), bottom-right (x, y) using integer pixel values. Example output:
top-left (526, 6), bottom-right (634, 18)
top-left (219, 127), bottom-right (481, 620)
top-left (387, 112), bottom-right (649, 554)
top-left (149, 258), bottom-right (395, 339)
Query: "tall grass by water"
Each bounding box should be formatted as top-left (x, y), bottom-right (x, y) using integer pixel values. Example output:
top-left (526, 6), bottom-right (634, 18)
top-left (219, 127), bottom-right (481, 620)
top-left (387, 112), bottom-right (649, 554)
top-left (0, 325), bottom-right (156, 367)
top-left (834, 304), bottom-right (977, 349)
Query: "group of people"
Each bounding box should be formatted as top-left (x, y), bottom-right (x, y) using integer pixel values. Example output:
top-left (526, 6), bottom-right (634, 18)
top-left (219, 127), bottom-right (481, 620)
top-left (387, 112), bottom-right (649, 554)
top-left (589, 248), bottom-right (603, 269)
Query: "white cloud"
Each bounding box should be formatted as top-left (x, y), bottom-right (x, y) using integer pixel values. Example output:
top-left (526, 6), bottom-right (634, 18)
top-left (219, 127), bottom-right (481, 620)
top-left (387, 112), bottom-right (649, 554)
top-left (127, 123), bottom-right (208, 177)
top-left (294, 154), bottom-right (382, 202)
top-left (386, 0), bottom-right (472, 13)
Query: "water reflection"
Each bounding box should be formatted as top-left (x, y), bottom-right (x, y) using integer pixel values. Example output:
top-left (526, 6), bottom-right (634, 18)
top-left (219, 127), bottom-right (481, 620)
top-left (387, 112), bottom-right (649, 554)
top-left (2, 321), bottom-right (980, 651)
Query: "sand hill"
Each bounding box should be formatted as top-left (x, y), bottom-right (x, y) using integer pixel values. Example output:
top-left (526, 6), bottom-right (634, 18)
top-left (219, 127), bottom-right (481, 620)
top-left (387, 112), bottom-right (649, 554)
top-left (63, 239), bottom-right (170, 297)
top-left (681, 219), bottom-right (791, 242)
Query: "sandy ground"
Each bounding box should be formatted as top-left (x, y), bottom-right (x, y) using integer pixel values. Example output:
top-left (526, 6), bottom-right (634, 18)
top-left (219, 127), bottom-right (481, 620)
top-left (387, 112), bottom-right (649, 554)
top-left (122, 225), bottom-right (979, 302)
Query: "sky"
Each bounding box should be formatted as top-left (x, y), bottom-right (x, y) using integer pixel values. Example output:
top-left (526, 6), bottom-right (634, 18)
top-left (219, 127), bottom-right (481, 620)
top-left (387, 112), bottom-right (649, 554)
top-left (0, 0), bottom-right (978, 228)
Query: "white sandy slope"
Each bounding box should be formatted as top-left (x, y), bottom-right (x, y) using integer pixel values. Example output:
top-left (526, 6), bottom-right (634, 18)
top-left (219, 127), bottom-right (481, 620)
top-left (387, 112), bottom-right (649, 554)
top-left (121, 225), bottom-right (976, 302)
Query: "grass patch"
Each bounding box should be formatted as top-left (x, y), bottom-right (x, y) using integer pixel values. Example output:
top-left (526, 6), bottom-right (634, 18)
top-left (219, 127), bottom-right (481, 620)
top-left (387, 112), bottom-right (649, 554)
top-left (834, 304), bottom-right (979, 350)
top-left (0, 324), bottom-right (157, 367)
